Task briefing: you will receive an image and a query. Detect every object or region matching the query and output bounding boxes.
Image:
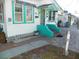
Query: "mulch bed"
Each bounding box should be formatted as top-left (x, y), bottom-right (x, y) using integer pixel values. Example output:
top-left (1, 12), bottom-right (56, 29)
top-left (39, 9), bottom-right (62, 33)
top-left (11, 45), bottom-right (79, 59)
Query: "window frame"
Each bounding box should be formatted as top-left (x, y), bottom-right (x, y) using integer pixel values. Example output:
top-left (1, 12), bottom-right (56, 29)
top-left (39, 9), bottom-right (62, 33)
top-left (48, 11), bottom-right (57, 22)
top-left (24, 4), bottom-right (34, 23)
top-left (12, 0), bottom-right (25, 24)
top-left (12, 0), bottom-right (34, 24)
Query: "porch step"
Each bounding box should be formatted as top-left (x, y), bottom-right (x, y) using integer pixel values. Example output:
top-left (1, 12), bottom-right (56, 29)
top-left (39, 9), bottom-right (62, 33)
top-left (13, 36), bottom-right (39, 43)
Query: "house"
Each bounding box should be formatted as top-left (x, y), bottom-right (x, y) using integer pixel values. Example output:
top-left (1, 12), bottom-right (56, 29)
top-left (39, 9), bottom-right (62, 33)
top-left (0, 0), bottom-right (62, 43)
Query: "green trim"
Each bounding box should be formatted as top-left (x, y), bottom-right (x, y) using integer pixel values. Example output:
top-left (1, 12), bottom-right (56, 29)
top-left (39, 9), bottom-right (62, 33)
top-left (24, 3), bottom-right (26, 24)
top-left (12, 0), bottom-right (34, 24)
top-left (12, 0), bottom-right (15, 24)
top-left (32, 6), bottom-right (34, 23)
top-left (12, 0), bottom-right (25, 24)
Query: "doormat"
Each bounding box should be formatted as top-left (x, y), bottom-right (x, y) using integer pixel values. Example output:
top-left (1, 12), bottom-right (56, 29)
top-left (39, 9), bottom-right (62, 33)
top-left (11, 45), bottom-right (79, 59)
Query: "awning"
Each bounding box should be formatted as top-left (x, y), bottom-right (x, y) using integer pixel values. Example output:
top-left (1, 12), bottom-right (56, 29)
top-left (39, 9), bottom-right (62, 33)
top-left (47, 1), bottom-right (62, 11)
top-left (17, 0), bottom-right (53, 7)
top-left (17, 0), bottom-right (62, 11)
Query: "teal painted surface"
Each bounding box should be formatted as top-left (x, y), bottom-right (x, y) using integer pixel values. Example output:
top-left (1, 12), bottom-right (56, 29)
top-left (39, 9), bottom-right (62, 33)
top-left (0, 40), bottom-right (48, 59)
top-left (24, 3), bottom-right (27, 24)
top-left (37, 25), bottom-right (54, 38)
top-left (32, 6), bottom-right (34, 23)
top-left (12, 0), bottom-right (15, 24)
top-left (46, 24), bottom-right (61, 33)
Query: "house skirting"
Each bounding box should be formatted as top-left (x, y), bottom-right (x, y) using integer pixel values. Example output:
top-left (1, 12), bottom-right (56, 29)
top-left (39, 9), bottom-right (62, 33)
top-left (7, 32), bottom-right (35, 43)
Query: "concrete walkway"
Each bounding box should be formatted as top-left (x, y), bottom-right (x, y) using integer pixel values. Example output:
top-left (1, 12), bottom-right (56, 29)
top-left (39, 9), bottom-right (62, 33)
top-left (0, 36), bottom-right (49, 59)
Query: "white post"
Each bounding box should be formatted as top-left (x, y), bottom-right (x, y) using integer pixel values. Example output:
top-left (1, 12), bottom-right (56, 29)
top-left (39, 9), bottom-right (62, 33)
top-left (4, 0), bottom-right (8, 42)
top-left (65, 30), bottom-right (70, 56)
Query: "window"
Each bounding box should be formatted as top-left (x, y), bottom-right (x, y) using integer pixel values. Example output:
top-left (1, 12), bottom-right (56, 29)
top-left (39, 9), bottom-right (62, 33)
top-left (12, 0), bottom-right (25, 24)
top-left (0, 3), bottom-right (4, 23)
top-left (15, 3), bottom-right (22, 21)
top-left (49, 11), bottom-right (57, 21)
top-left (12, 0), bottom-right (34, 24)
top-left (25, 5), bottom-right (34, 23)
top-left (14, 2), bottom-right (24, 23)
top-left (26, 5), bottom-right (32, 21)
top-left (49, 11), bottom-right (51, 21)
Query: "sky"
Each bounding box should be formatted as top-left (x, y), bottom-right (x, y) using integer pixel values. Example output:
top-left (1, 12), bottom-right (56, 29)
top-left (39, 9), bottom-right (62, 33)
top-left (55, 0), bottom-right (79, 17)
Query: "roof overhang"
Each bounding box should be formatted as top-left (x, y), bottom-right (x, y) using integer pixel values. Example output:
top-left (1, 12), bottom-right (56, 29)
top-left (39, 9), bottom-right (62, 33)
top-left (17, 0), bottom-right (53, 7)
top-left (17, 0), bottom-right (63, 11)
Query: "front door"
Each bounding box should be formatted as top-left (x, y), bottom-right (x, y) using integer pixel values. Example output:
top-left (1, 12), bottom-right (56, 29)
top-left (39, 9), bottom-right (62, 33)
top-left (40, 8), bottom-right (45, 25)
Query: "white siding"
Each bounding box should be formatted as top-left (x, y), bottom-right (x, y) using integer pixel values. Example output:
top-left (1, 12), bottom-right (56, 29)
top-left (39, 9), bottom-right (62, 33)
top-left (5, 0), bottom-right (40, 37)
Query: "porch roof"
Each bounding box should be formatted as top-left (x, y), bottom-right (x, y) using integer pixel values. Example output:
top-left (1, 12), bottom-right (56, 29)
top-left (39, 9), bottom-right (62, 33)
top-left (17, 0), bottom-right (62, 11)
top-left (46, 0), bottom-right (63, 12)
top-left (47, 3), bottom-right (61, 11)
top-left (17, 0), bottom-right (53, 7)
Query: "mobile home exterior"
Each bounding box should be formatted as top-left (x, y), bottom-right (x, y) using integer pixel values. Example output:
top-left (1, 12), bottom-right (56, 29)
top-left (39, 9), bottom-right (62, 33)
top-left (0, 0), bottom-right (62, 42)
top-left (3, 0), bottom-right (41, 42)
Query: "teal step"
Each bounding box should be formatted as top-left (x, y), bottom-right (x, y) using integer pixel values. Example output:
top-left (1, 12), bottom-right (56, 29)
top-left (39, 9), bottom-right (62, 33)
top-left (37, 25), bottom-right (54, 38)
top-left (46, 24), bottom-right (61, 33)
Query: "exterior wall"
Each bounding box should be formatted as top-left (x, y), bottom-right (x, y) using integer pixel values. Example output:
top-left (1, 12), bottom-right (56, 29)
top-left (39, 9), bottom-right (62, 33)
top-left (4, 0), bottom-right (40, 37)
top-left (4, 0), bottom-right (61, 38)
